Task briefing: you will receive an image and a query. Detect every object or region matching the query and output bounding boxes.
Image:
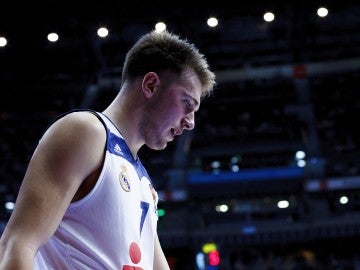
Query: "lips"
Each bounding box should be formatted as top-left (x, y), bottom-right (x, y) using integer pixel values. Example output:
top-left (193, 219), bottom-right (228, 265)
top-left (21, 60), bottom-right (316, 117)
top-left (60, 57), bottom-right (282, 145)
top-left (168, 128), bottom-right (181, 142)
top-left (171, 128), bottom-right (182, 136)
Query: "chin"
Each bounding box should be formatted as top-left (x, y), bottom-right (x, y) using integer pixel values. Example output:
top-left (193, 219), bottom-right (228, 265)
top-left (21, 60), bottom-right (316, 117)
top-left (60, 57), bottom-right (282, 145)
top-left (147, 141), bottom-right (168, 151)
top-left (157, 143), bottom-right (168, 150)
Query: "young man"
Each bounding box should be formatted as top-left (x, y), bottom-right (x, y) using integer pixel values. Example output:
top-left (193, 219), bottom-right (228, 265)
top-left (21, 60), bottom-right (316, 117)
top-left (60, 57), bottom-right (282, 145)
top-left (0, 30), bottom-right (216, 269)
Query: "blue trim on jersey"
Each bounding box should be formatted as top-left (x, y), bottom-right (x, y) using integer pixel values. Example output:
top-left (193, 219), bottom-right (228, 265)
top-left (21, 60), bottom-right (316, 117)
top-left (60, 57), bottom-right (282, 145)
top-left (105, 123), bottom-right (151, 181)
top-left (140, 201), bottom-right (149, 235)
top-left (107, 131), bottom-right (126, 158)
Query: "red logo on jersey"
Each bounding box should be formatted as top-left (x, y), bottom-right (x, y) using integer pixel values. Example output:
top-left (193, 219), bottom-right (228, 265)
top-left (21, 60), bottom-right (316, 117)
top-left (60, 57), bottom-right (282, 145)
top-left (122, 242), bottom-right (143, 270)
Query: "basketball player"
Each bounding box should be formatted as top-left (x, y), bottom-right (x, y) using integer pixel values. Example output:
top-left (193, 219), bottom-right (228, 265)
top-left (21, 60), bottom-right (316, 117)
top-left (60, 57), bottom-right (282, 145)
top-left (0, 30), bottom-right (216, 269)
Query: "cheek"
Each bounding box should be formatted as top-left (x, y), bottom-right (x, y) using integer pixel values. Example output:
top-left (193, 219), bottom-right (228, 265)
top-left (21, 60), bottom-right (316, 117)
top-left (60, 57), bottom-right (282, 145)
top-left (159, 103), bottom-right (181, 120)
top-left (166, 109), bottom-right (183, 124)
top-left (147, 107), bottom-right (172, 129)
top-left (150, 97), bottom-right (183, 124)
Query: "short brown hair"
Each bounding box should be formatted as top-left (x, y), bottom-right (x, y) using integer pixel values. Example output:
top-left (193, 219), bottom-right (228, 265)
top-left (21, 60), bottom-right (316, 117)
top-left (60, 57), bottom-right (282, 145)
top-left (122, 30), bottom-right (216, 98)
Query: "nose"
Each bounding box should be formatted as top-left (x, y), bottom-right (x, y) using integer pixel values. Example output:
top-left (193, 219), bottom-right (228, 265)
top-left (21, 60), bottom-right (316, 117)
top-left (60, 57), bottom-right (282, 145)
top-left (181, 112), bottom-right (195, 130)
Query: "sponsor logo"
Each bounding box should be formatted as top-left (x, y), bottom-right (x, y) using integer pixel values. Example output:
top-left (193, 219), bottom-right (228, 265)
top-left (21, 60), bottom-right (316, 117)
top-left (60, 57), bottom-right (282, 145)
top-left (149, 184), bottom-right (158, 215)
top-left (114, 143), bottom-right (121, 154)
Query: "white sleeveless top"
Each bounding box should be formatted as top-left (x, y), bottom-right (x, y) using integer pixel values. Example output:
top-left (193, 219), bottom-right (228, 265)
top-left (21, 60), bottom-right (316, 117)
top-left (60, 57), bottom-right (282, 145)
top-left (34, 110), bottom-right (159, 269)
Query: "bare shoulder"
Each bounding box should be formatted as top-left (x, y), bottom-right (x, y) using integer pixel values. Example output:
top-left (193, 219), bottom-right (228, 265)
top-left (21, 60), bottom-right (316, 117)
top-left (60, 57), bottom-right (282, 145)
top-left (35, 110), bottom-right (107, 178)
top-left (52, 110), bottom-right (104, 132)
top-left (44, 110), bottom-right (106, 144)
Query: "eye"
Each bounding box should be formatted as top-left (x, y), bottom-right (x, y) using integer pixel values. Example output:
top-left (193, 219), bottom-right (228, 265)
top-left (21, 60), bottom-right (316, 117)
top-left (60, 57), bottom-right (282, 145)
top-left (183, 100), bottom-right (192, 110)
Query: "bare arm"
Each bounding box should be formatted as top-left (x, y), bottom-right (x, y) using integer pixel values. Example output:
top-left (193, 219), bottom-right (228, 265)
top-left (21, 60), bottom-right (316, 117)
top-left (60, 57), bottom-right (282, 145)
top-left (153, 234), bottom-right (170, 270)
top-left (0, 112), bottom-right (106, 270)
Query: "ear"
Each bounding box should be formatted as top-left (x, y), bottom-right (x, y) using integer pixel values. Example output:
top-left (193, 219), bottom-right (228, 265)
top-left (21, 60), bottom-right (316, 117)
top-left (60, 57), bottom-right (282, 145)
top-left (142, 72), bottom-right (160, 98)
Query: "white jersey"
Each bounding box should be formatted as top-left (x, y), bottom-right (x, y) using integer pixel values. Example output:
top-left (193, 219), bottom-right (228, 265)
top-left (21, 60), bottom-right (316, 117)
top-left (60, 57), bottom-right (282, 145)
top-left (34, 110), bottom-right (159, 269)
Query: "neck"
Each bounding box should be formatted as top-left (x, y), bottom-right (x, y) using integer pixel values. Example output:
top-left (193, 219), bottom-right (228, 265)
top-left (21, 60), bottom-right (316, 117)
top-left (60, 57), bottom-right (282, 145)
top-left (102, 92), bottom-right (144, 159)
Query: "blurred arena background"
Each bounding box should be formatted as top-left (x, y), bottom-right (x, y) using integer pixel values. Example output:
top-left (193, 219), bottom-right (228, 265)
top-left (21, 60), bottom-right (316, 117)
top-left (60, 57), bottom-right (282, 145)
top-left (1, 0), bottom-right (360, 269)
